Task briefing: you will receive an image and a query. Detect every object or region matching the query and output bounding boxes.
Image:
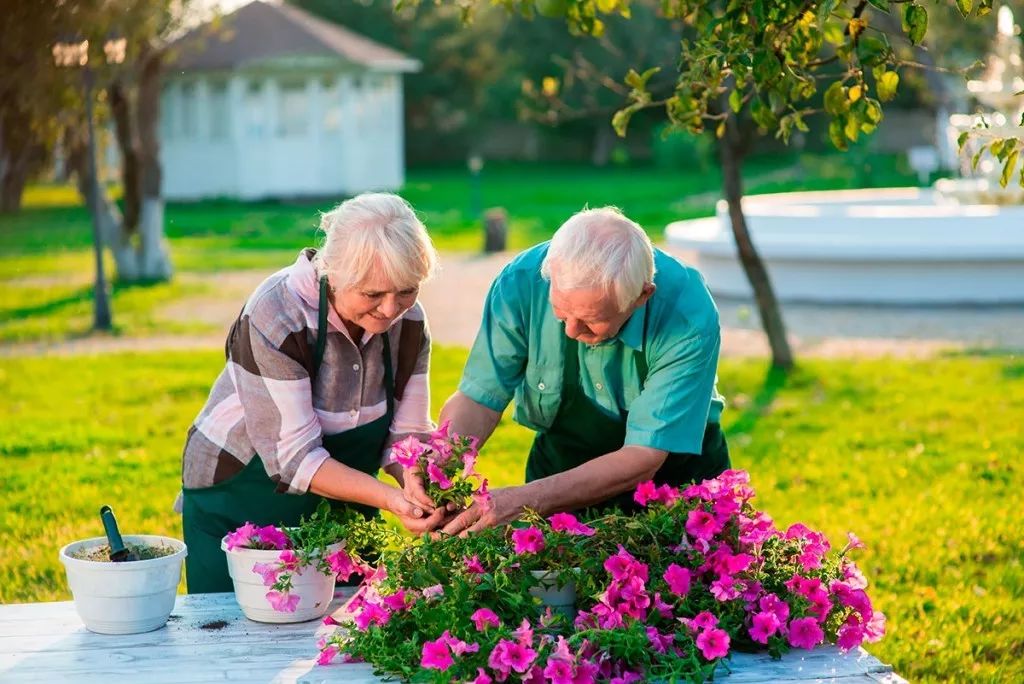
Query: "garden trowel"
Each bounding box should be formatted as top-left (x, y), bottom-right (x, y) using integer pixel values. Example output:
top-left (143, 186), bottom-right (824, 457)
top-left (99, 505), bottom-right (138, 562)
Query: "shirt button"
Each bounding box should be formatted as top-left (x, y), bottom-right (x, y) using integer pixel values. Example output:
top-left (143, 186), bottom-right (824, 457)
top-left (595, 382), bottom-right (604, 390)
top-left (352, 363), bottom-right (360, 371)
top-left (537, 382), bottom-right (546, 390)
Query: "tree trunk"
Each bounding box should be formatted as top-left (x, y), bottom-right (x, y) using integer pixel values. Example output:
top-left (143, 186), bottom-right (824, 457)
top-left (718, 120), bottom-right (794, 371)
top-left (134, 47), bottom-right (172, 281)
top-left (0, 111), bottom-right (44, 214)
top-left (109, 80), bottom-right (141, 234)
top-left (591, 123), bottom-right (614, 167)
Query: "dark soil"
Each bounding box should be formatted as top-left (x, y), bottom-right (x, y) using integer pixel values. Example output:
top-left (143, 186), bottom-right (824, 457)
top-left (200, 620), bottom-right (229, 630)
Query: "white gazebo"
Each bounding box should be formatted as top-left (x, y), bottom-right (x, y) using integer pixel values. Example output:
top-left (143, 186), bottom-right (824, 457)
top-left (162, 0), bottom-right (420, 200)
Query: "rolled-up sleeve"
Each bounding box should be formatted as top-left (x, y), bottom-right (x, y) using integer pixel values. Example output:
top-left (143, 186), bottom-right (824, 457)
top-left (624, 328), bottom-right (720, 454)
top-left (228, 318), bottom-right (329, 494)
top-left (458, 266), bottom-right (528, 413)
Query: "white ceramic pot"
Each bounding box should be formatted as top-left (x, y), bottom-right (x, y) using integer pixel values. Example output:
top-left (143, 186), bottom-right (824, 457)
top-left (221, 538), bottom-right (339, 623)
top-left (59, 535), bottom-right (186, 635)
top-left (530, 569), bottom-right (577, 618)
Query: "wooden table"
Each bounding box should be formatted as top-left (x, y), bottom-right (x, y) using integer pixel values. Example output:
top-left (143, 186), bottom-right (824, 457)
top-left (0, 589), bottom-right (906, 683)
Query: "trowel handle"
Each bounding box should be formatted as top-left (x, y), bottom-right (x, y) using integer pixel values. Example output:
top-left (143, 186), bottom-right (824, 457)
top-left (99, 505), bottom-right (127, 555)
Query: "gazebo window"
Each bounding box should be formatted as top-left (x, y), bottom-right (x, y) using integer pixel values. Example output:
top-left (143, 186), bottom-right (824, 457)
top-left (244, 81), bottom-right (266, 138)
top-left (278, 80), bottom-right (308, 137)
top-left (209, 81), bottom-right (230, 139)
top-left (180, 82), bottom-right (198, 138)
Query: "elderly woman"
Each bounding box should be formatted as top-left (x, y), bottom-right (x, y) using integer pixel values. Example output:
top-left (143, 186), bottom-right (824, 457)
top-left (180, 193), bottom-right (444, 593)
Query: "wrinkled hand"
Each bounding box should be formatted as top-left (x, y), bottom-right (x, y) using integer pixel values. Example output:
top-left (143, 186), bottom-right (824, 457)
top-left (401, 463), bottom-right (437, 512)
top-left (438, 487), bottom-right (524, 537)
top-left (385, 488), bottom-right (448, 535)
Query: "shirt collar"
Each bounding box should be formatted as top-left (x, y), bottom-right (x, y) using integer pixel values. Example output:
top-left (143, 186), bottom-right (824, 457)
top-left (614, 304), bottom-right (646, 351)
top-left (285, 248), bottom-right (347, 336)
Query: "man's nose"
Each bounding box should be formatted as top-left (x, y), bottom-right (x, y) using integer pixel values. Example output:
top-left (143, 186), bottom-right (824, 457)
top-left (564, 318), bottom-right (582, 339)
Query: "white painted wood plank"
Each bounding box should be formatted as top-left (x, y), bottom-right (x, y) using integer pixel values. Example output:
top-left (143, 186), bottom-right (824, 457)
top-left (0, 593), bottom-right (904, 683)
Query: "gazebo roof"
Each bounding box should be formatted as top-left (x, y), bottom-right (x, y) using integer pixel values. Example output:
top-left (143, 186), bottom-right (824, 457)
top-left (169, 0), bottom-right (420, 73)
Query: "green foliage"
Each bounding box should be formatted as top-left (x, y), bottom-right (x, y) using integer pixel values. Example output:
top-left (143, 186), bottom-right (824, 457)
top-left (425, 0), bottom-right (1021, 186)
top-left (1, 350), bottom-right (1022, 682)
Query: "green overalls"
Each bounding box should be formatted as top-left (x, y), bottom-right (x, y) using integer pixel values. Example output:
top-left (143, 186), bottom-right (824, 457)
top-left (182, 276), bottom-right (392, 593)
top-left (525, 306), bottom-right (730, 514)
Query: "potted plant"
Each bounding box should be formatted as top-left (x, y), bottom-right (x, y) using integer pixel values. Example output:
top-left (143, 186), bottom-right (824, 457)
top-left (317, 470), bottom-right (887, 683)
top-left (222, 501), bottom-right (381, 623)
top-left (59, 534), bottom-right (186, 635)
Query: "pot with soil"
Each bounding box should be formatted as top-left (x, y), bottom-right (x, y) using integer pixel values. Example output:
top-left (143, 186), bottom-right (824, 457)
top-left (59, 535), bottom-right (186, 634)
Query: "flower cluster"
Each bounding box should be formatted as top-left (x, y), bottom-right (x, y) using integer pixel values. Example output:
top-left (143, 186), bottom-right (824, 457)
top-left (391, 420), bottom-right (491, 510)
top-left (316, 469), bottom-right (886, 682)
top-left (225, 501), bottom-right (380, 613)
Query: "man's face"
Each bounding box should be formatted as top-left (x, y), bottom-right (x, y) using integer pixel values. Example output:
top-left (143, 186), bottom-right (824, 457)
top-left (549, 283), bottom-right (634, 345)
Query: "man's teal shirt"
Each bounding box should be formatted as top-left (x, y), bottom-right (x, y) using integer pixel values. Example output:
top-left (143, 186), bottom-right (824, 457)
top-left (458, 242), bottom-right (725, 454)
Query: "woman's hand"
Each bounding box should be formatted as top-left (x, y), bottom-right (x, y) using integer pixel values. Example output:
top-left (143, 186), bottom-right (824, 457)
top-left (384, 487), bottom-right (448, 535)
top-left (401, 463), bottom-right (437, 512)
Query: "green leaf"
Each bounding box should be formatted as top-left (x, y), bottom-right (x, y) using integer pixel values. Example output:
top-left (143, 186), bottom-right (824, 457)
top-left (956, 0), bottom-right (973, 17)
top-left (624, 66), bottom-right (660, 91)
top-left (824, 81), bottom-right (847, 115)
top-left (611, 104), bottom-right (639, 137)
top-left (877, 71), bottom-right (899, 102)
top-left (829, 119), bottom-right (849, 151)
top-left (1019, 112), bottom-right (1024, 126)
top-left (729, 88), bottom-right (743, 114)
top-left (902, 4), bottom-right (928, 45)
top-left (817, 0), bottom-right (839, 25)
top-left (1000, 148), bottom-right (1019, 188)
top-left (864, 98), bottom-right (883, 125)
top-left (957, 131), bottom-right (970, 152)
top-left (868, 0), bottom-right (890, 11)
top-left (971, 145), bottom-right (985, 170)
top-left (978, 0), bottom-right (992, 17)
top-left (844, 113), bottom-right (861, 142)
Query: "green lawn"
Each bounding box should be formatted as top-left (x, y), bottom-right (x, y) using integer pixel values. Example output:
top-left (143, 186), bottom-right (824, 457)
top-left (1, 347), bottom-right (1021, 683)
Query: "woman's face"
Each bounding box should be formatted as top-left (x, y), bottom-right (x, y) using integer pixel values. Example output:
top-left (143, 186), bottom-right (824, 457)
top-left (332, 271), bottom-right (419, 336)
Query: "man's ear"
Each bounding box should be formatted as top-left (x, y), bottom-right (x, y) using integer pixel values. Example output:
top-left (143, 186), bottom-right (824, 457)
top-left (635, 283), bottom-right (656, 308)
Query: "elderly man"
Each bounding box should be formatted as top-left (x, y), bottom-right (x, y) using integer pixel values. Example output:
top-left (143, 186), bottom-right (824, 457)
top-left (409, 206), bottom-right (729, 534)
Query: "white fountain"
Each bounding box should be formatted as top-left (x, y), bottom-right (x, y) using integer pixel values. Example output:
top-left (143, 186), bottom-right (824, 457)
top-left (666, 6), bottom-right (1024, 305)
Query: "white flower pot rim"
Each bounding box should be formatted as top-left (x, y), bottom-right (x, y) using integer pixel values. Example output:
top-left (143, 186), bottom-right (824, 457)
top-left (59, 535), bottom-right (187, 570)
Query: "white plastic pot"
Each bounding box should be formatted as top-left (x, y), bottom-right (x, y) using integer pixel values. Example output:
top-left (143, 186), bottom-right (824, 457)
top-left (59, 535), bottom-right (186, 635)
top-left (530, 569), bottom-right (577, 618)
top-left (221, 538), bottom-right (340, 623)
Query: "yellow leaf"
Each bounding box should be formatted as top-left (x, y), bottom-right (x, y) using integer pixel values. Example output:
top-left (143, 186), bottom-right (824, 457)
top-left (849, 85), bottom-right (862, 102)
top-left (542, 76), bottom-right (559, 97)
top-left (596, 0), bottom-right (617, 13)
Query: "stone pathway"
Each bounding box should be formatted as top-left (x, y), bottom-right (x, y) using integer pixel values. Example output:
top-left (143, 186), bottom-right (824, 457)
top-left (2, 250), bottom-right (1022, 358)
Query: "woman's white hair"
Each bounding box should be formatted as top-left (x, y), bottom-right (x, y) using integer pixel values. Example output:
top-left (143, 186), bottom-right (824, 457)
top-left (312, 193), bottom-right (439, 292)
top-left (541, 206), bottom-right (655, 312)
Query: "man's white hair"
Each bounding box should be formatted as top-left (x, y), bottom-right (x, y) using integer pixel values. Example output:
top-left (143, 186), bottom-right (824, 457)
top-left (541, 206), bottom-right (655, 312)
top-left (313, 193), bottom-right (439, 292)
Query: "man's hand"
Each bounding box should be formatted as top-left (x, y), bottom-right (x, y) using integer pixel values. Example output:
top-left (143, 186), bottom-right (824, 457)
top-left (401, 463), bottom-right (437, 512)
top-left (439, 487), bottom-right (526, 537)
top-left (384, 487), bottom-right (448, 535)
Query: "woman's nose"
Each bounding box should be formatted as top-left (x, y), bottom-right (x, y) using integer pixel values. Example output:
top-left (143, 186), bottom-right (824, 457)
top-left (378, 295), bottom-right (401, 318)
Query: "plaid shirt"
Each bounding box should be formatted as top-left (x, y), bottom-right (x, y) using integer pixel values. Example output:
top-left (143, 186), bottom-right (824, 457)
top-left (181, 249), bottom-right (433, 496)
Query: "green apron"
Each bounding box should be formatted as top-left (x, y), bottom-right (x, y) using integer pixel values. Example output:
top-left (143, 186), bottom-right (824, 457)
top-left (525, 306), bottom-right (730, 514)
top-left (182, 276), bottom-right (393, 594)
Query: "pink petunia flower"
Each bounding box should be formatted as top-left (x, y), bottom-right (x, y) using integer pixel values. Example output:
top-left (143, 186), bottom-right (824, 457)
top-left (837, 620), bottom-right (865, 652)
top-left (316, 645), bottom-right (339, 666)
top-left (254, 525), bottom-right (289, 550)
top-left (464, 554), bottom-right (486, 574)
top-left (696, 628), bottom-right (730, 660)
top-left (548, 512), bottom-right (597, 536)
top-left (225, 522), bottom-right (259, 550)
top-left (422, 584), bottom-right (444, 599)
top-left (472, 668), bottom-right (493, 684)
top-left (488, 638), bottom-right (538, 675)
top-left (512, 526), bottom-right (546, 554)
top-left (441, 630), bottom-right (480, 657)
top-left (471, 608), bottom-right (501, 630)
top-left (420, 637), bottom-right (453, 671)
top-left (749, 611), bottom-right (781, 644)
top-left (325, 548), bottom-right (360, 582)
top-left (759, 593), bottom-right (791, 624)
top-left (266, 590), bottom-right (299, 612)
top-left (663, 563), bottom-right (692, 597)
top-left (473, 478), bottom-right (493, 512)
top-left (251, 562), bottom-right (281, 587)
top-left (381, 589), bottom-right (409, 612)
top-left (691, 611), bottom-right (719, 630)
top-left (390, 435), bottom-right (427, 468)
top-left (787, 616), bottom-right (825, 649)
top-left (685, 509), bottom-right (723, 541)
top-left (322, 614), bottom-right (340, 626)
top-left (633, 480), bottom-right (659, 506)
top-left (426, 461), bottom-right (453, 490)
top-left (646, 626), bottom-right (674, 653)
top-left (864, 610), bottom-right (887, 642)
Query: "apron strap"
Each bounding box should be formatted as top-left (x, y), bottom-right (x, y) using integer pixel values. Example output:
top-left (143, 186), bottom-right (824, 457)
top-left (634, 303), bottom-right (649, 390)
top-left (315, 275), bottom-right (330, 379)
top-left (316, 274), bottom-right (395, 414)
